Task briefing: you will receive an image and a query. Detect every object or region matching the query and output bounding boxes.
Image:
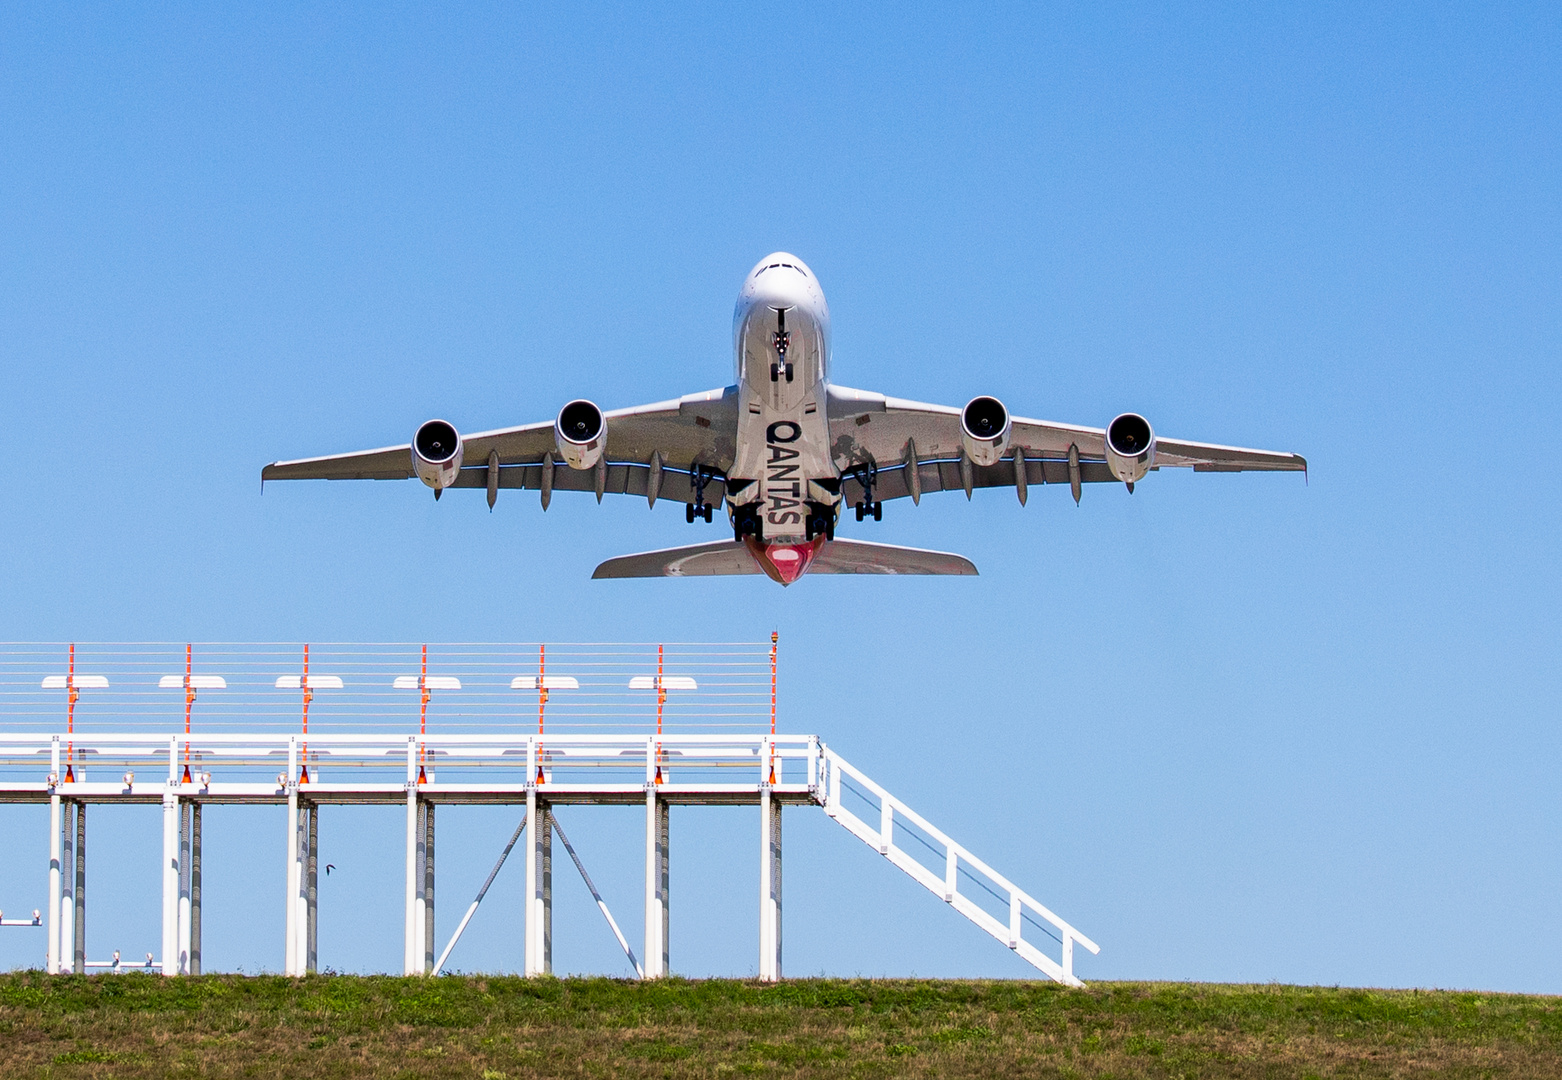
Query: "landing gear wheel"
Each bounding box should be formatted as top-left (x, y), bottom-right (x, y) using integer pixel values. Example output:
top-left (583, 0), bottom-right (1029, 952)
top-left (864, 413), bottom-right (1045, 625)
top-left (686, 504), bottom-right (695, 524)
top-left (804, 501), bottom-right (836, 542)
top-left (872, 501), bottom-right (882, 522)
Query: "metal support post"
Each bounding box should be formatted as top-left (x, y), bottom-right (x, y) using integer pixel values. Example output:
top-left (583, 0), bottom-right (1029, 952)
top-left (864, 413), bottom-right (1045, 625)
top-left (525, 792), bottom-right (553, 976)
top-left (537, 802), bottom-right (552, 975)
top-left (413, 801), bottom-right (427, 973)
top-left (659, 800), bottom-right (669, 976)
top-left (161, 791), bottom-right (179, 976)
top-left (422, 802), bottom-right (435, 974)
top-left (285, 785), bottom-right (300, 975)
top-left (758, 792), bottom-right (782, 981)
top-left (60, 801), bottom-right (74, 975)
top-left (524, 789), bottom-right (536, 974)
top-left (294, 802), bottom-right (310, 975)
top-left (306, 803), bottom-right (318, 974)
top-left (188, 803), bottom-right (200, 975)
top-left (643, 792), bottom-right (669, 977)
top-left (178, 800), bottom-right (192, 974)
top-left (403, 738), bottom-right (419, 974)
top-left (73, 802), bottom-right (86, 974)
top-left (47, 738), bottom-right (61, 974)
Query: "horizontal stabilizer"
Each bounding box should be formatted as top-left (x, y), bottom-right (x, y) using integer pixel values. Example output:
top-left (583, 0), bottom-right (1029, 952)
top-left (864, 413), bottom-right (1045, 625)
top-left (810, 538), bottom-right (978, 575)
top-left (593, 541), bottom-right (762, 579)
top-left (592, 538), bottom-right (977, 579)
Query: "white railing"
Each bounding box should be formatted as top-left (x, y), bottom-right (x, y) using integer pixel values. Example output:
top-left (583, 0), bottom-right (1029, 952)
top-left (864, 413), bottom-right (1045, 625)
top-left (820, 747), bottom-right (1100, 986)
top-left (0, 732), bottom-right (821, 793)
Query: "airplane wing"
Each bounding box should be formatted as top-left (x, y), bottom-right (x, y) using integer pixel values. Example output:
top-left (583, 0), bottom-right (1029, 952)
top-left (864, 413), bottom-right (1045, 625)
top-left (261, 388), bottom-right (740, 506)
top-left (823, 385), bottom-right (1306, 505)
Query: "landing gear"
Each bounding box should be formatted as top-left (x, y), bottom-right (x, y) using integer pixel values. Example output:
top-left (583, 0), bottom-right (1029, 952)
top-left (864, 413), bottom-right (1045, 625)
top-left (851, 465), bottom-right (882, 522)
top-left (770, 308), bottom-right (794, 383)
top-left (732, 503), bottom-right (763, 541)
top-left (688, 465), bottom-right (716, 523)
top-left (803, 502), bottom-right (836, 542)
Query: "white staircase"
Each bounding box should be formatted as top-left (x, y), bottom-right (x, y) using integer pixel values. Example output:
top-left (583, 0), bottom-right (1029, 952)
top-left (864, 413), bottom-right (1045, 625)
top-left (819, 747), bottom-right (1099, 986)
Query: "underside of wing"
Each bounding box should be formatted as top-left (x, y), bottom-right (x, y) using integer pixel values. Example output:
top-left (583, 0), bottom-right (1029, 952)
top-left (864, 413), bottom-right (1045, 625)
top-left (262, 388), bottom-right (741, 505)
top-left (592, 541), bottom-right (761, 578)
top-left (824, 385), bottom-right (1306, 504)
top-left (809, 539), bottom-right (978, 576)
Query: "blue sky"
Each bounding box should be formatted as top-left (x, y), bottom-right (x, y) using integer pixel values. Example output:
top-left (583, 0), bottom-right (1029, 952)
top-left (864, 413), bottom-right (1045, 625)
top-left (1, 1), bottom-right (1559, 989)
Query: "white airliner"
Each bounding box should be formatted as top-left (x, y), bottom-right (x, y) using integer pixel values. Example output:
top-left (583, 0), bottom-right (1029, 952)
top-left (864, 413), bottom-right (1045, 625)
top-left (263, 253), bottom-right (1306, 584)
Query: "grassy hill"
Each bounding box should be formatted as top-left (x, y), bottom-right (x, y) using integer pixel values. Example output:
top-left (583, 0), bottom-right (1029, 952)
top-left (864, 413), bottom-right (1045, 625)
top-left (3, 973), bottom-right (1560, 1078)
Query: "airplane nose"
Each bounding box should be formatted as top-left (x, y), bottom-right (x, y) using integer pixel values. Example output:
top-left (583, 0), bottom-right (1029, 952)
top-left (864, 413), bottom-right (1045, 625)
top-left (746, 265), bottom-right (811, 308)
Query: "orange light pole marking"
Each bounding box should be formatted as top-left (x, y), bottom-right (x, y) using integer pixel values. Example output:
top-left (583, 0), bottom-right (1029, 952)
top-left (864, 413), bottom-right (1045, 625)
top-left (299, 643), bottom-right (313, 784)
top-left (182, 643), bottom-right (195, 783)
top-left (654, 643), bottom-right (666, 784)
top-left (536, 643), bottom-right (549, 783)
top-left (65, 643), bottom-right (77, 783)
top-left (769, 631), bottom-right (778, 784)
top-left (417, 644), bottom-right (429, 784)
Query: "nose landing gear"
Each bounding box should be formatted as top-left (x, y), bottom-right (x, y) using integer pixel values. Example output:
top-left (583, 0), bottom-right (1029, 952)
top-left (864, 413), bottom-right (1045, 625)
top-left (770, 308), bottom-right (794, 383)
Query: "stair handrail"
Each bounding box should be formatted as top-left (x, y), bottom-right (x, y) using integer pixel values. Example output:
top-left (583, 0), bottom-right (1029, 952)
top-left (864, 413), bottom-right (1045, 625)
top-left (819, 745), bottom-right (1099, 986)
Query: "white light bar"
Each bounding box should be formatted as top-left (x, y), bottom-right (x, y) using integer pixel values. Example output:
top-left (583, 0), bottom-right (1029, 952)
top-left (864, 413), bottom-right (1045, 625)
top-left (629, 676), bottom-right (698, 691)
top-left (41, 675), bottom-right (110, 689)
top-left (393, 676), bottom-right (461, 690)
top-left (158, 675), bottom-right (227, 689)
top-left (511, 676), bottom-right (580, 690)
top-left (274, 675), bottom-right (345, 690)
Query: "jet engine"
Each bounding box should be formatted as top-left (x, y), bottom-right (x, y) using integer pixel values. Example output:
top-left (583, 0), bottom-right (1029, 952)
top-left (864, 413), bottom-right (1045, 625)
top-left (1104, 412), bottom-right (1156, 484)
top-left (412, 419), bottom-right (463, 490)
top-left (555, 399), bottom-right (606, 470)
top-left (960, 396), bottom-right (1012, 467)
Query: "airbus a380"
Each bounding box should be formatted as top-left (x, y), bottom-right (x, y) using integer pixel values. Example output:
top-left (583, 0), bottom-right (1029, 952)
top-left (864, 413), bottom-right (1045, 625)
top-left (263, 253), bottom-right (1306, 585)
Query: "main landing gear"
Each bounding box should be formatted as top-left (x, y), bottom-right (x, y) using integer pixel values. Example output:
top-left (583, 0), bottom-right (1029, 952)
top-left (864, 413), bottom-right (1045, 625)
top-left (770, 308), bottom-right (794, 383)
top-left (687, 465), bottom-right (716, 523)
top-left (851, 465), bottom-right (883, 522)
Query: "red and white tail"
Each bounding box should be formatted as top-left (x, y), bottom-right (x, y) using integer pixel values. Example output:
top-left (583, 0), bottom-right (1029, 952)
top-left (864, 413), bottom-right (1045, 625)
top-left (592, 538), bottom-right (977, 580)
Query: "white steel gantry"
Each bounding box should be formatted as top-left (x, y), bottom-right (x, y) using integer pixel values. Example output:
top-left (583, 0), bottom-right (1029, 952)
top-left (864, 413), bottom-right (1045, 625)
top-left (1, 731), bottom-right (1098, 984)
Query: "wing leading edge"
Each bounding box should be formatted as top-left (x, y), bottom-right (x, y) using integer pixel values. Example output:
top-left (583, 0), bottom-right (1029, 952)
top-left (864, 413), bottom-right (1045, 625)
top-left (261, 388), bottom-right (738, 498)
top-left (824, 386), bottom-right (1306, 505)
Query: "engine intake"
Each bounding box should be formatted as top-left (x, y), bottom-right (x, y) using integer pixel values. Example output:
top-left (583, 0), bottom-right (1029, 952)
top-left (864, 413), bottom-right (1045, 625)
top-left (1105, 412), bottom-right (1156, 484)
top-left (411, 419), bottom-right (463, 490)
top-left (960, 396), bottom-right (1012, 467)
top-left (555, 399), bottom-right (606, 470)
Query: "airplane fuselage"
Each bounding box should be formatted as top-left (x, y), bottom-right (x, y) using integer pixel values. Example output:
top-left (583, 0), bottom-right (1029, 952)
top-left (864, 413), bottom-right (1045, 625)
top-left (726, 254), bottom-right (839, 581)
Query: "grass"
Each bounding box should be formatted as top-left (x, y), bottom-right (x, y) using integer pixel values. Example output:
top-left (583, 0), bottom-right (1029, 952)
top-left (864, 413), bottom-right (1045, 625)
top-left (2, 973), bottom-right (1561, 1077)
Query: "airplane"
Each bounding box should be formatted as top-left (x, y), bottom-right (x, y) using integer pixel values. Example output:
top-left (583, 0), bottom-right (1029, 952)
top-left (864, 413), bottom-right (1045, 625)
top-left (262, 252), bottom-right (1306, 585)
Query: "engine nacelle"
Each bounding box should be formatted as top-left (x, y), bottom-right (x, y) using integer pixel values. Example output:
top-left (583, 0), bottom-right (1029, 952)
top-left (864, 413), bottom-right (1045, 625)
top-left (555, 399), bottom-right (606, 470)
top-left (411, 419), bottom-right (463, 490)
top-left (960, 396), bottom-right (1012, 467)
top-left (1104, 412), bottom-right (1156, 484)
